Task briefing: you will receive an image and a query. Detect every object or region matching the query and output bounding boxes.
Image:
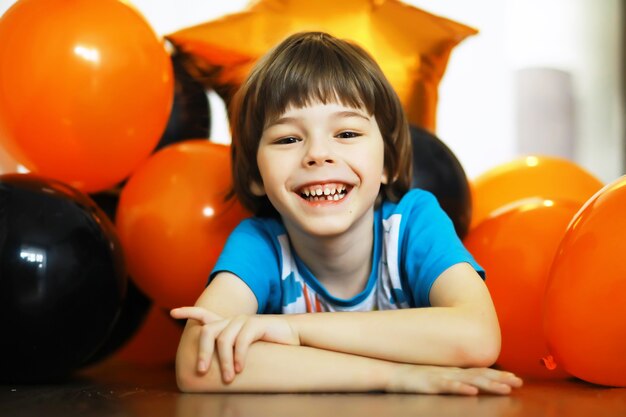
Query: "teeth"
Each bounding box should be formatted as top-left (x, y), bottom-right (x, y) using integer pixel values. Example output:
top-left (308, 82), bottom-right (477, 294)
top-left (298, 183), bottom-right (349, 202)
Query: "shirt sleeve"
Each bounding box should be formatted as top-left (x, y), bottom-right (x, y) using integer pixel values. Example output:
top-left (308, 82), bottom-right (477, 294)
top-left (401, 190), bottom-right (484, 307)
top-left (209, 218), bottom-right (282, 314)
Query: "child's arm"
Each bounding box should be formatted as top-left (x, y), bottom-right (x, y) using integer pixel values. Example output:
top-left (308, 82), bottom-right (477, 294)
top-left (173, 271), bottom-right (520, 394)
top-left (289, 263), bottom-right (501, 366)
top-left (190, 263), bottom-right (501, 380)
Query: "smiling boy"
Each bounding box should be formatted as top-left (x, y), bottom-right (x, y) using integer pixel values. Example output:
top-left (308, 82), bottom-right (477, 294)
top-left (171, 32), bottom-right (522, 395)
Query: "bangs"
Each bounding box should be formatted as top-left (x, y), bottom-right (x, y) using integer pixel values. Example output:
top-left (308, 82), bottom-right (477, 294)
top-left (256, 37), bottom-right (378, 127)
top-left (230, 32), bottom-right (412, 217)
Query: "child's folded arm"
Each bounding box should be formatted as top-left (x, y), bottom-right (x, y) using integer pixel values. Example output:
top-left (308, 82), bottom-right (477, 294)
top-left (287, 263), bottom-right (501, 368)
top-left (173, 271), bottom-right (518, 394)
top-left (172, 272), bottom-right (393, 393)
top-left (177, 337), bottom-right (395, 393)
top-left (176, 338), bottom-right (520, 395)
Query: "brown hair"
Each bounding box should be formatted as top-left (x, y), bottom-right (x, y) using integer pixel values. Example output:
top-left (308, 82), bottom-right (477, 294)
top-left (229, 31), bottom-right (412, 217)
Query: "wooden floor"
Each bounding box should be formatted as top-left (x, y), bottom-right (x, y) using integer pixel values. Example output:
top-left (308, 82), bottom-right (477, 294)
top-left (1, 359), bottom-right (625, 417)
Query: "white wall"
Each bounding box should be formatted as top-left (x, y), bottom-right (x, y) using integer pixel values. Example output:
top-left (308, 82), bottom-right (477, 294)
top-left (0, 0), bottom-right (623, 182)
top-left (409, 0), bottom-right (515, 180)
top-left (410, 0), bottom-right (623, 182)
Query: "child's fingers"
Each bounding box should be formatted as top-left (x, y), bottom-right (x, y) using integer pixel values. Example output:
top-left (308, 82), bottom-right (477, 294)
top-left (436, 379), bottom-right (480, 396)
top-left (465, 376), bottom-right (512, 395)
top-left (170, 307), bottom-right (221, 324)
top-left (169, 307), bottom-right (187, 319)
top-left (197, 321), bottom-right (227, 374)
top-left (216, 316), bottom-right (247, 383)
top-left (457, 369), bottom-right (523, 395)
top-left (233, 319), bottom-right (264, 374)
top-left (471, 368), bottom-right (524, 389)
top-left (388, 365), bottom-right (522, 395)
top-left (498, 372), bottom-right (524, 388)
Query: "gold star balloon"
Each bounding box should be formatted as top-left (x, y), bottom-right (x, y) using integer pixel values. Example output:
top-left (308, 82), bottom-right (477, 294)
top-left (166, 0), bottom-right (477, 130)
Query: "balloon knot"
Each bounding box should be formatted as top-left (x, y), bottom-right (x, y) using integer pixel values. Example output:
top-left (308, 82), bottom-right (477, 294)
top-left (541, 355), bottom-right (558, 370)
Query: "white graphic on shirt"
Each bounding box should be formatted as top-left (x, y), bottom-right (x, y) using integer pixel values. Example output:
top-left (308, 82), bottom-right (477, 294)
top-left (279, 214), bottom-right (410, 313)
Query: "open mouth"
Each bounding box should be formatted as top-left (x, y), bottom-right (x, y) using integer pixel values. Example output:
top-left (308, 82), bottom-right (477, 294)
top-left (296, 183), bottom-right (351, 202)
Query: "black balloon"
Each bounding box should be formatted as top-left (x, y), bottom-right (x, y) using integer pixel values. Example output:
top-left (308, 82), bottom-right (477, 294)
top-left (156, 51), bottom-right (211, 151)
top-left (83, 280), bottom-right (151, 366)
top-left (85, 188), bottom-right (153, 366)
top-left (0, 174), bottom-right (126, 382)
top-left (410, 125), bottom-right (472, 239)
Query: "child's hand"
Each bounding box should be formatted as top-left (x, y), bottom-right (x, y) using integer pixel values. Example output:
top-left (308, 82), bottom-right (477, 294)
top-left (386, 365), bottom-right (523, 395)
top-left (170, 307), bottom-right (300, 383)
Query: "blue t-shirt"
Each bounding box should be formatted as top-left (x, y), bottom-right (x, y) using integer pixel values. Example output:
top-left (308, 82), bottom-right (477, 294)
top-left (210, 189), bottom-right (483, 314)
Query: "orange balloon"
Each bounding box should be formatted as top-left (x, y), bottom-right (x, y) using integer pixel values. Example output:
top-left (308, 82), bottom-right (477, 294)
top-left (0, 145), bottom-right (20, 175)
top-left (0, 0), bottom-right (173, 193)
top-left (116, 140), bottom-right (249, 309)
top-left (471, 156), bottom-right (603, 229)
top-left (166, 0), bottom-right (476, 130)
top-left (464, 198), bottom-right (580, 379)
top-left (544, 176), bottom-right (626, 387)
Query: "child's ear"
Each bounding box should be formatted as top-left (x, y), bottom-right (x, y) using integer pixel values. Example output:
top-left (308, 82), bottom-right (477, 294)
top-left (250, 181), bottom-right (266, 196)
top-left (381, 172), bottom-right (389, 185)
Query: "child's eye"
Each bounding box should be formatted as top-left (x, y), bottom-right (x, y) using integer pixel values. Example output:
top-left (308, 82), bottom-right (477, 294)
top-left (336, 131), bottom-right (361, 139)
top-left (274, 136), bottom-right (300, 145)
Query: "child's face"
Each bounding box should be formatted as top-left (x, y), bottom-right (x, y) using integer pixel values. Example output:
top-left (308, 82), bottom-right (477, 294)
top-left (253, 101), bottom-right (386, 238)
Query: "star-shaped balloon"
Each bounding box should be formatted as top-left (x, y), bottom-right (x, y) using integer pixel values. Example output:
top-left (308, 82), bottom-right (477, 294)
top-left (166, 0), bottom-right (477, 131)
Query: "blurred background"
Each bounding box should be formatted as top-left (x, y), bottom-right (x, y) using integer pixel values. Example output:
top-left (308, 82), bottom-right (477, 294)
top-left (0, 0), bottom-right (623, 182)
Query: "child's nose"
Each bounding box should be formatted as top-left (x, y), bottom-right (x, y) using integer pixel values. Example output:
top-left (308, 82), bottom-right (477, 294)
top-left (303, 138), bottom-right (335, 167)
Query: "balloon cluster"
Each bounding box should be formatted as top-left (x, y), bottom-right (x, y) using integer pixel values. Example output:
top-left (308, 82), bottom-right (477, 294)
top-left (3, 0), bottom-right (623, 390)
top-left (0, 0), bottom-right (243, 382)
top-left (0, 0), bottom-right (478, 383)
top-left (465, 156), bottom-right (626, 387)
